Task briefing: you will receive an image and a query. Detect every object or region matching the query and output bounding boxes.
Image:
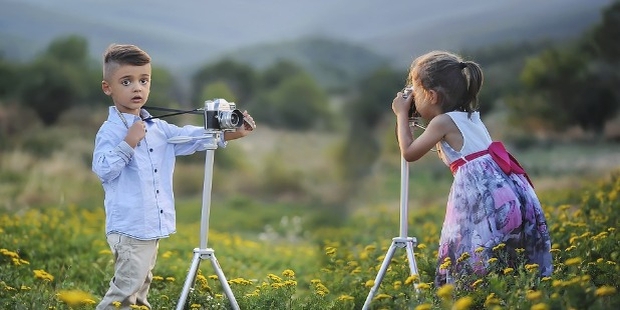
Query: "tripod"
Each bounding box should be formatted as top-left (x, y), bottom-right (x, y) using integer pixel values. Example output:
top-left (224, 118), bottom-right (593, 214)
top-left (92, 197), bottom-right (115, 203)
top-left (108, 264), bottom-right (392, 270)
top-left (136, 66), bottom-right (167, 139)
top-left (172, 132), bottom-right (240, 310)
top-left (362, 119), bottom-right (420, 310)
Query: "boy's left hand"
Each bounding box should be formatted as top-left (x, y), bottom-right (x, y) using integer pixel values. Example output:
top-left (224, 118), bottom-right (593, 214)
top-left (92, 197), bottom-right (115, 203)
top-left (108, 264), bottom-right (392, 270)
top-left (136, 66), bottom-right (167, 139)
top-left (237, 110), bottom-right (256, 137)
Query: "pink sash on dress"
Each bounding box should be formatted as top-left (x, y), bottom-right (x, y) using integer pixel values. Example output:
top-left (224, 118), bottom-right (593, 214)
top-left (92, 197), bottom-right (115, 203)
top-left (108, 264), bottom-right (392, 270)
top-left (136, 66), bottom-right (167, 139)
top-left (449, 141), bottom-right (534, 188)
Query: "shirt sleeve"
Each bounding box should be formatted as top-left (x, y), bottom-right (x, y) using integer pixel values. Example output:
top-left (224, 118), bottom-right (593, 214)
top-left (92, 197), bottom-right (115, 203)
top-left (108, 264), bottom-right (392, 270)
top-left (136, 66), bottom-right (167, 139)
top-left (160, 121), bottom-right (227, 156)
top-left (92, 125), bottom-right (134, 183)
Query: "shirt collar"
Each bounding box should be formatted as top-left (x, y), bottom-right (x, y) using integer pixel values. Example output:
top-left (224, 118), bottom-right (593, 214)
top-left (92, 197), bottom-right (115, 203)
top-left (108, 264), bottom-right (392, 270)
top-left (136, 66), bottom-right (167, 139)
top-left (107, 106), bottom-right (154, 124)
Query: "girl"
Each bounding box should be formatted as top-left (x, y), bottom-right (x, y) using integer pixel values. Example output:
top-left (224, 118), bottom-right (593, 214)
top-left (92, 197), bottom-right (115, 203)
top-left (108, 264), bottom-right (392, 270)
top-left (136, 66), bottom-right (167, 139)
top-left (392, 50), bottom-right (552, 287)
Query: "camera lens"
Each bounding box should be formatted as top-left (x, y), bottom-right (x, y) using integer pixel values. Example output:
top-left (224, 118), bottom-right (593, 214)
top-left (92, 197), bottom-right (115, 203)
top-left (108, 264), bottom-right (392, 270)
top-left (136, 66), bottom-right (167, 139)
top-left (218, 110), bottom-right (244, 129)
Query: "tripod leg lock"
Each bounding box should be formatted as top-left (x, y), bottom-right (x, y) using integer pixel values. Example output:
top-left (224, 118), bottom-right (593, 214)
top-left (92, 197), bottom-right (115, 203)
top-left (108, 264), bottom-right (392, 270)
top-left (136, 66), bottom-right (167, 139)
top-left (392, 237), bottom-right (417, 248)
top-left (193, 248), bottom-right (215, 259)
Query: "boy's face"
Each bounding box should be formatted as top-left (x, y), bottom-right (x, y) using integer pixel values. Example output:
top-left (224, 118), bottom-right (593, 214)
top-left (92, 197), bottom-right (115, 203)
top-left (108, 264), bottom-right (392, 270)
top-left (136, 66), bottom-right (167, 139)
top-left (102, 63), bottom-right (152, 115)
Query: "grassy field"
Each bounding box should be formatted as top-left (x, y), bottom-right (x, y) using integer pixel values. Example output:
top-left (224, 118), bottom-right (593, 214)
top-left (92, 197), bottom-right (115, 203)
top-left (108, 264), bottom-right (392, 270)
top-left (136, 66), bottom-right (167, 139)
top-left (1, 111), bottom-right (620, 309)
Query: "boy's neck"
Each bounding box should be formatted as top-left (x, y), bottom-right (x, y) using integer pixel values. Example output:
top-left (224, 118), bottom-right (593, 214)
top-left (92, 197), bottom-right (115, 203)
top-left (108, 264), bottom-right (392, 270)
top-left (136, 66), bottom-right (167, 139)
top-left (115, 105), bottom-right (141, 116)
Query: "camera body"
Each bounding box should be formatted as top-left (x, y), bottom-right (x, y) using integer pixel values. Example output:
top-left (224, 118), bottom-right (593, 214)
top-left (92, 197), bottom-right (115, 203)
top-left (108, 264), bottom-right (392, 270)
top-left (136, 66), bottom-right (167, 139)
top-left (402, 87), bottom-right (418, 118)
top-left (203, 99), bottom-right (244, 131)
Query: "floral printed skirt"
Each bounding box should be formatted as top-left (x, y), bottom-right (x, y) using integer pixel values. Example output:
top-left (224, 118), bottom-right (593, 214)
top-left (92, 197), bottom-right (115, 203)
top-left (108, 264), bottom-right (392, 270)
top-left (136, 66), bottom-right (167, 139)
top-left (435, 155), bottom-right (553, 286)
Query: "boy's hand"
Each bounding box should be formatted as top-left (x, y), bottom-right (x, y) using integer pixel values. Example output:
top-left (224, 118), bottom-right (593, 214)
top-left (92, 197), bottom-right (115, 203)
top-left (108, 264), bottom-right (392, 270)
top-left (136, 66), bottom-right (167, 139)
top-left (224, 111), bottom-right (256, 141)
top-left (125, 121), bottom-right (146, 147)
top-left (239, 110), bottom-right (256, 136)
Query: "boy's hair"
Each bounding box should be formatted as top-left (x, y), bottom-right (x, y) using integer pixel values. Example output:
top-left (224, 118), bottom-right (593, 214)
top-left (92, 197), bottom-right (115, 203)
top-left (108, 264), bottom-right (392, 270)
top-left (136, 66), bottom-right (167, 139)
top-left (407, 50), bottom-right (484, 114)
top-left (102, 44), bottom-right (151, 80)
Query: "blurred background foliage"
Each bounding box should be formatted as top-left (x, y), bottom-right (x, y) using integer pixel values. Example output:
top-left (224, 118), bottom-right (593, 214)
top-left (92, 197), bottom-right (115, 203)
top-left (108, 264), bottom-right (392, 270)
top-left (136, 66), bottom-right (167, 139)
top-left (0, 2), bottom-right (619, 215)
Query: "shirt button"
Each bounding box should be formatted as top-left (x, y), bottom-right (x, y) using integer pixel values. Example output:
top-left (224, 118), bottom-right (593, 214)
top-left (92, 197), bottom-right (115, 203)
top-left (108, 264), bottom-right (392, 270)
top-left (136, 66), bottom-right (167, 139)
top-left (156, 190), bottom-right (159, 194)
top-left (149, 148), bottom-right (153, 152)
top-left (160, 210), bottom-right (163, 213)
top-left (154, 169), bottom-right (158, 173)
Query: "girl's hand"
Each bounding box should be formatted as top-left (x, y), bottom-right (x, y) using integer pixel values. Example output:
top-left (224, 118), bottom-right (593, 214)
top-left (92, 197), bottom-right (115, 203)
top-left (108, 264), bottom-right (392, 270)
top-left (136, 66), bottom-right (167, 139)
top-left (392, 92), bottom-right (413, 116)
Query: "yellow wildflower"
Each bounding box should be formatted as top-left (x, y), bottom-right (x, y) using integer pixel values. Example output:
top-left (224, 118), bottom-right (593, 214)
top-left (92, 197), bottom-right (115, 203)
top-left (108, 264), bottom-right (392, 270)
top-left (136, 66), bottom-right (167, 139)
top-left (525, 263), bottom-right (539, 272)
top-left (405, 275), bottom-right (418, 285)
top-left (485, 293), bottom-right (500, 306)
top-left (471, 279), bottom-right (483, 288)
top-left (267, 273), bottom-right (282, 283)
top-left (373, 293), bottom-right (391, 300)
top-left (492, 243), bottom-right (506, 251)
top-left (565, 257), bottom-right (582, 266)
top-left (393, 280), bottom-right (402, 290)
top-left (0, 249), bottom-right (19, 258)
top-left (594, 285), bottom-right (616, 297)
top-left (414, 304), bottom-right (432, 310)
top-left (282, 269), bottom-right (295, 278)
top-left (453, 296), bottom-right (473, 310)
top-left (325, 246), bottom-right (336, 256)
top-left (457, 252), bottom-right (470, 263)
top-left (530, 303), bottom-right (549, 310)
top-left (526, 290), bottom-right (542, 301)
top-left (437, 284), bottom-right (454, 300)
top-left (33, 269), bottom-right (54, 282)
top-left (57, 290), bottom-right (94, 307)
top-left (337, 294), bottom-right (355, 301)
top-left (439, 257), bottom-right (452, 270)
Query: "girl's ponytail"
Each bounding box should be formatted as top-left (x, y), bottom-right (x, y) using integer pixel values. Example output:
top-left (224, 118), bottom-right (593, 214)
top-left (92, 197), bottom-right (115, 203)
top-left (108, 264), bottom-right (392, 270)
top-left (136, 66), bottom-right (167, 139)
top-left (461, 61), bottom-right (484, 113)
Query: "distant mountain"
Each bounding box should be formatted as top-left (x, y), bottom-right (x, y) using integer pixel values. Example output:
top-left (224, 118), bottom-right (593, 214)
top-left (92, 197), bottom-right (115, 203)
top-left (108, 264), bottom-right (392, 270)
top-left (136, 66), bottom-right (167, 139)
top-left (0, 0), bottom-right (612, 75)
top-left (223, 37), bottom-right (390, 89)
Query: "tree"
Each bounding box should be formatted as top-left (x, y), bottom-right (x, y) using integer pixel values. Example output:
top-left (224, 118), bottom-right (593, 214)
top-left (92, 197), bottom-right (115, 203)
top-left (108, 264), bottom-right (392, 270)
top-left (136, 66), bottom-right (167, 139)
top-left (19, 36), bottom-right (93, 125)
top-left (260, 59), bottom-right (305, 90)
top-left (191, 59), bottom-right (257, 107)
top-left (337, 66), bottom-right (404, 181)
top-left (254, 72), bottom-right (331, 130)
top-left (507, 2), bottom-right (620, 135)
top-left (0, 58), bottom-right (17, 98)
top-left (147, 66), bottom-right (180, 108)
top-left (20, 57), bottom-right (85, 126)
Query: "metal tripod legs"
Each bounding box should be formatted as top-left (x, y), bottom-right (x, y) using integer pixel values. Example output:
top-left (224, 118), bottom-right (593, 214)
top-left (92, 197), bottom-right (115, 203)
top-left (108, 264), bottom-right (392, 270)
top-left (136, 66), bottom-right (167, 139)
top-left (362, 237), bottom-right (419, 310)
top-left (176, 248), bottom-right (240, 310)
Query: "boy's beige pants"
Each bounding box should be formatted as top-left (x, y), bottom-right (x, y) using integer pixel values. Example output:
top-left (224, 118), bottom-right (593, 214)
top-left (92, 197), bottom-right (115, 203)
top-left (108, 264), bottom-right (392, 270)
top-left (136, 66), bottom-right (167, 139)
top-left (96, 234), bottom-right (159, 310)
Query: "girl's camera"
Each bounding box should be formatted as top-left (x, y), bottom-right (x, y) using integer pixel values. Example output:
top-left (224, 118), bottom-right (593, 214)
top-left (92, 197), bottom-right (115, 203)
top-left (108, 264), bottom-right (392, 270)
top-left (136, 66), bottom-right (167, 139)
top-left (402, 87), bottom-right (418, 118)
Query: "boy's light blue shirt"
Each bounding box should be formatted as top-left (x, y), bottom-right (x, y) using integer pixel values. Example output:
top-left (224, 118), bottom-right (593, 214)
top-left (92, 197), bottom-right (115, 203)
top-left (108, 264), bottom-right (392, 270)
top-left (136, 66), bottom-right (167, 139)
top-left (92, 106), bottom-right (226, 240)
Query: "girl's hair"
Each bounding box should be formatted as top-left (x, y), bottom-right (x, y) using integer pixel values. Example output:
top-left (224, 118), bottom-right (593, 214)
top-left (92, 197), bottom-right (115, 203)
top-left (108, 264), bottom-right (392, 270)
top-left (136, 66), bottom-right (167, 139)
top-left (102, 44), bottom-right (151, 80)
top-left (407, 50), bottom-right (483, 115)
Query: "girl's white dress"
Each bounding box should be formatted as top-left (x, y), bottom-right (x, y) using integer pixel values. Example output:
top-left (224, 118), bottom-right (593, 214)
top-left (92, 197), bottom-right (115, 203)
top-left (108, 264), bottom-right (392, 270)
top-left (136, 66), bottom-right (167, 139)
top-left (434, 111), bottom-right (552, 286)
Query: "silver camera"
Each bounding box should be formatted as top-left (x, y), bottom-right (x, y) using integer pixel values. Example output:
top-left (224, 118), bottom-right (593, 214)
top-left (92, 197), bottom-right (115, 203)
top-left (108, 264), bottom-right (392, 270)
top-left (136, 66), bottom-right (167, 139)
top-left (402, 87), bottom-right (418, 118)
top-left (203, 99), bottom-right (244, 131)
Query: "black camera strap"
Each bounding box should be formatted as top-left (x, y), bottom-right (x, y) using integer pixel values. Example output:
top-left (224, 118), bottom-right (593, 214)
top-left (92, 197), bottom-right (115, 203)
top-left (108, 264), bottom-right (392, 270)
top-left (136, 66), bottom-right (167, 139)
top-left (142, 106), bottom-right (203, 121)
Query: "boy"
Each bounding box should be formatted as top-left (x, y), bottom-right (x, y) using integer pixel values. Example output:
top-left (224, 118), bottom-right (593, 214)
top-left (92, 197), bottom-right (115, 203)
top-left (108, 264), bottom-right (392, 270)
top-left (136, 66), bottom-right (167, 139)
top-left (92, 44), bottom-right (255, 309)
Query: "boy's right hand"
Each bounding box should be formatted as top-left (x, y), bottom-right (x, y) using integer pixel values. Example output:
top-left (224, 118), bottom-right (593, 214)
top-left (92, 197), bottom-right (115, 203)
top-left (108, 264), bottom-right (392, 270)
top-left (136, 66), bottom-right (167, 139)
top-left (125, 121), bottom-right (146, 148)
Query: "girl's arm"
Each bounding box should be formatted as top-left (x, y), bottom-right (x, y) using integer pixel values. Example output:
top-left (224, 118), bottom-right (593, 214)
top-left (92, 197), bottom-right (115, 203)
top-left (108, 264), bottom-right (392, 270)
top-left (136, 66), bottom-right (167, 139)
top-left (397, 114), bottom-right (452, 162)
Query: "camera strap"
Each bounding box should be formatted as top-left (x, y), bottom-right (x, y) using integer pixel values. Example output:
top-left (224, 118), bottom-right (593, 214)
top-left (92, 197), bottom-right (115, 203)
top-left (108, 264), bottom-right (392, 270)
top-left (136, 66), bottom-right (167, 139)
top-left (142, 106), bottom-right (203, 121)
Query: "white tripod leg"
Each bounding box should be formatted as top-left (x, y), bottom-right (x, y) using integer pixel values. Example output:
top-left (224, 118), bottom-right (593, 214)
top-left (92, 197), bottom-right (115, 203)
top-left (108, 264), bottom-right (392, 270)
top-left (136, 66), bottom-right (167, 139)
top-left (362, 240), bottom-right (398, 310)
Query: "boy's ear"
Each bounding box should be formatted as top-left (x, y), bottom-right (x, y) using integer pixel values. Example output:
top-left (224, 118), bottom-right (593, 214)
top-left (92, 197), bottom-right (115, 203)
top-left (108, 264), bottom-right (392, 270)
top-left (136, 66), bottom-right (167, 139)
top-left (101, 80), bottom-right (111, 96)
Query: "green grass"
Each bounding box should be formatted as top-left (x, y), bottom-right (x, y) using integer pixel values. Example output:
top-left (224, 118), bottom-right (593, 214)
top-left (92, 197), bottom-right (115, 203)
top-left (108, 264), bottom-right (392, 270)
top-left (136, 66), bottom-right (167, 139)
top-left (2, 110), bottom-right (620, 309)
